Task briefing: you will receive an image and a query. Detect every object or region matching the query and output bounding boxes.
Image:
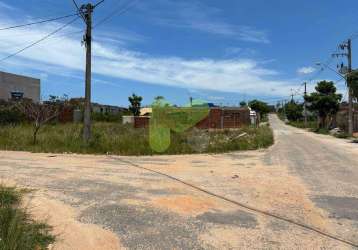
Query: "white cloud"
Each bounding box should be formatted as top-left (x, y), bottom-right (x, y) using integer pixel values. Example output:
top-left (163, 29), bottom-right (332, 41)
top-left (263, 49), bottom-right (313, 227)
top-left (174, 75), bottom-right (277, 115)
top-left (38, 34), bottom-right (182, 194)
top-left (0, 1), bottom-right (14, 10)
top-left (297, 66), bottom-right (316, 75)
top-left (136, 0), bottom-right (269, 43)
top-left (0, 8), bottom-right (296, 98)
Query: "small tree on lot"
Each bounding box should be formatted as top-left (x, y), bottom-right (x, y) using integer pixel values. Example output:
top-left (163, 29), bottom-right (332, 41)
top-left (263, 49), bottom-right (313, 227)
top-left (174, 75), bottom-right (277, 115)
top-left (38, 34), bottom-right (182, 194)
top-left (249, 100), bottom-right (270, 119)
top-left (305, 80), bottom-right (342, 129)
top-left (16, 99), bottom-right (64, 144)
top-left (285, 101), bottom-right (303, 121)
top-left (128, 93), bottom-right (143, 116)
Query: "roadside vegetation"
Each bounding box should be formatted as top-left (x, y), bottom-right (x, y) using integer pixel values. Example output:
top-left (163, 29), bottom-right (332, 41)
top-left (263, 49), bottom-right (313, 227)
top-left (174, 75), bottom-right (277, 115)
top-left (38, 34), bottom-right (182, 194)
top-left (278, 80), bottom-right (352, 139)
top-left (0, 185), bottom-right (55, 250)
top-left (0, 122), bottom-right (273, 155)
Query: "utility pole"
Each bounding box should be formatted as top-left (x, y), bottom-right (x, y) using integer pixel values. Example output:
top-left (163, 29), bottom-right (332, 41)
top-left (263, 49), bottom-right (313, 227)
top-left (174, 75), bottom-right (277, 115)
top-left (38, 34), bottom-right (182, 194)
top-left (290, 89), bottom-right (294, 102)
top-left (333, 39), bottom-right (353, 135)
top-left (303, 82), bottom-right (308, 128)
top-left (347, 39), bottom-right (353, 136)
top-left (82, 3), bottom-right (93, 142)
top-left (70, 0), bottom-right (104, 142)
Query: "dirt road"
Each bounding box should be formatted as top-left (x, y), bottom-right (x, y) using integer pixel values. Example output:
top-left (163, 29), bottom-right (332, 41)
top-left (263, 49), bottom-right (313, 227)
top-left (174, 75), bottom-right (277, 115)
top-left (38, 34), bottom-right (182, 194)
top-left (0, 115), bottom-right (357, 249)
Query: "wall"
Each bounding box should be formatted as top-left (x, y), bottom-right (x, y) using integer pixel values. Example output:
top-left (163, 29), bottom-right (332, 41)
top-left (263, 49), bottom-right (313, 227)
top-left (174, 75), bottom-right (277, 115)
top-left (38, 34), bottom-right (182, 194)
top-left (0, 71), bottom-right (40, 102)
top-left (196, 108), bottom-right (251, 129)
top-left (133, 108), bottom-right (251, 129)
top-left (134, 116), bottom-right (150, 128)
top-left (336, 110), bottom-right (358, 132)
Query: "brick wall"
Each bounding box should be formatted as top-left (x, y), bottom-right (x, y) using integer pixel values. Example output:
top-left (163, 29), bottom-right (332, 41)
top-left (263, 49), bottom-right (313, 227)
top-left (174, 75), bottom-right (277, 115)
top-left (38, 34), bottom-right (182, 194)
top-left (134, 116), bottom-right (150, 128)
top-left (133, 108), bottom-right (251, 129)
top-left (196, 108), bottom-right (250, 129)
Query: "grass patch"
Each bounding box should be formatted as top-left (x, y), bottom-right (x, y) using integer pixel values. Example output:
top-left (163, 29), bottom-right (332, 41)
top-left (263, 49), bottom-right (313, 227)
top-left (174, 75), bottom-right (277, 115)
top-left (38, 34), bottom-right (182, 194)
top-left (0, 122), bottom-right (274, 155)
top-left (284, 118), bottom-right (352, 139)
top-left (0, 185), bottom-right (55, 250)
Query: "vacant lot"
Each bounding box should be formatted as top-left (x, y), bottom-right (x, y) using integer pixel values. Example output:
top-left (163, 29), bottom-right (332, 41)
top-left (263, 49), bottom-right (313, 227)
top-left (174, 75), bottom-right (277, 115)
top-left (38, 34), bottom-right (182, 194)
top-left (0, 115), bottom-right (357, 249)
top-left (0, 122), bottom-right (273, 155)
top-left (0, 116), bottom-right (357, 249)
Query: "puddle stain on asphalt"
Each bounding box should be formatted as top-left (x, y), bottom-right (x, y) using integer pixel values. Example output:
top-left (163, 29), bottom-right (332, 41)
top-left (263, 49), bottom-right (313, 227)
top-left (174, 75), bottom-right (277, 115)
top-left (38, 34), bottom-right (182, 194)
top-left (196, 210), bottom-right (258, 228)
top-left (313, 196), bottom-right (358, 221)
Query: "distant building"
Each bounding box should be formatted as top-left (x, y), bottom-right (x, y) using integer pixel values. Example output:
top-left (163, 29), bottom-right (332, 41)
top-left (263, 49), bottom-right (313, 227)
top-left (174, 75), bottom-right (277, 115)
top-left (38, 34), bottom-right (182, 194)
top-left (91, 103), bottom-right (127, 114)
top-left (0, 71), bottom-right (40, 102)
top-left (69, 98), bottom-right (127, 115)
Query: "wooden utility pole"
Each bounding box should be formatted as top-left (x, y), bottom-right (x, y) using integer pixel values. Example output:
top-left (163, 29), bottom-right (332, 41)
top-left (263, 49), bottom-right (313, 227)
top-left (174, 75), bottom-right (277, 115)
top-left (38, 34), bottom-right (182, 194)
top-left (71, 0), bottom-right (105, 142)
top-left (82, 3), bottom-right (93, 142)
top-left (303, 82), bottom-right (308, 128)
top-left (290, 89), bottom-right (294, 102)
top-left (333, 39), bottom-right (354, 135)
top-left (347, 39), bottom-right (353, 136)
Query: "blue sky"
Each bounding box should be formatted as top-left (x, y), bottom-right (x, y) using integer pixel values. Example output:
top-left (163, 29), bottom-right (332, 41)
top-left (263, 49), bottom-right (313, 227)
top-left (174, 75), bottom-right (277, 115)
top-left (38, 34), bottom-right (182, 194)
top-left (0, 0), bottom-right (357, 107)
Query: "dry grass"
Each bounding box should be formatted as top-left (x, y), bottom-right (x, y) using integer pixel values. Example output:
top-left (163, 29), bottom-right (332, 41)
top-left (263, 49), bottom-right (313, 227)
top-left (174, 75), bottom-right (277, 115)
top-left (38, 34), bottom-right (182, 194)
top-left (0, 122), bottom-right (273, 155)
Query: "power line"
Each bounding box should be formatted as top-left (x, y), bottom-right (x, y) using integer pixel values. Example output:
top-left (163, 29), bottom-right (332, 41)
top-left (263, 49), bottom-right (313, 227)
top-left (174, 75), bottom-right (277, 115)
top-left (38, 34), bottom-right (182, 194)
top-left (93, 0), bottom-right (139, 29)
top-left (0, 13), bottom-right (78, 31)
top-left (0, 17), bottom-right (80, 63)
top-left (71, 0), bottom-right (86, 21)
top-left (112, 156), bottom-right (358, 248)
top-left (94, 0), bottom-right (106, 8)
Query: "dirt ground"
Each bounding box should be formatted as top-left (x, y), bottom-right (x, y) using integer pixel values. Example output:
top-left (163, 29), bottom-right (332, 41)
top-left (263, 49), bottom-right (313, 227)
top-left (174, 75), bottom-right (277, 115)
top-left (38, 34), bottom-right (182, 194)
top-left (0, 115), bottom-right (357, 249)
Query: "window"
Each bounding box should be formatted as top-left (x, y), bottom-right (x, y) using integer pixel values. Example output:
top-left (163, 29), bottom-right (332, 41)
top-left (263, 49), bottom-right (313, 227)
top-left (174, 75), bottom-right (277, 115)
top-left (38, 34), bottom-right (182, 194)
top-left (11, 92), bottom-right (24, 101)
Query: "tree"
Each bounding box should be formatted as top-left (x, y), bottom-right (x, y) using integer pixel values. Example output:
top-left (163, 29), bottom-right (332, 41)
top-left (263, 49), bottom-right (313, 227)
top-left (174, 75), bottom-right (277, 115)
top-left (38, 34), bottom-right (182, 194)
top-left (16, 100), bottom-right (63, 144)
top-left (305, 81), bottom-right (342, 129)
top-left (154, 96), bottom-right (164, 101)
top-left (248, 100), bottom-right (270, 117)
top-left (239, 101), bottom-right (247, 107)
top-left (347, 70), bottom-right (358, 101)
top-left (285, 100), bottom-right (303, 121)
top-left (128, 93), bottom-right (143, 116)
top-left (152, 96), bottom-right (170, 107)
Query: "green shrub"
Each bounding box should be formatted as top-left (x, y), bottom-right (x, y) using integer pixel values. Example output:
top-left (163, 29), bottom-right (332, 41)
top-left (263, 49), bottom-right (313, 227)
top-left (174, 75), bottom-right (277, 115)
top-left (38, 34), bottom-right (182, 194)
top-left (91, 112), bottom-right (123, 122)
top-left (333, 132), bottom-right (350, 139)
top-left (0, 108), bottom-right (25, 125)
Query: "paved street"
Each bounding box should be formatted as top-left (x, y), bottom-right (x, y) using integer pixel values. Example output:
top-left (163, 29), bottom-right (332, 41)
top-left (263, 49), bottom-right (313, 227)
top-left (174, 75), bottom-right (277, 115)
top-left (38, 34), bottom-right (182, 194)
top-left (0, 115), bottom-right (357, 249)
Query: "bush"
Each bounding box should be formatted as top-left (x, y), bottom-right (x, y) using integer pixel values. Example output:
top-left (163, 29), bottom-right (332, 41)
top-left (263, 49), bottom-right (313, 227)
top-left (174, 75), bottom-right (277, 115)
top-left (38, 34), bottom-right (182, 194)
top-left (0, 185), bottom-right (55, 250)
top-left (0, 108), bottom-right (25, 125)
top-left (91, 112), bottom-right (123, 122)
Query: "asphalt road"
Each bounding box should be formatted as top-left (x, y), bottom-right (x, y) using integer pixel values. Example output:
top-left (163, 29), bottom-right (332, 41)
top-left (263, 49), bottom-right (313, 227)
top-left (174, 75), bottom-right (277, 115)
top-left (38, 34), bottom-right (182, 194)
top-left (0, 115), bottom-right (357, 249)
top-left (267, 114), bottom-right (358, 246)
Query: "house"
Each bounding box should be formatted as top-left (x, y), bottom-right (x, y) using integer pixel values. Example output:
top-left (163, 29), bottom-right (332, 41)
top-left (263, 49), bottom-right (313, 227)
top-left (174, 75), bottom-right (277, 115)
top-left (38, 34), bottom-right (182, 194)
top-left (0, 71), bottom-right (40, 102)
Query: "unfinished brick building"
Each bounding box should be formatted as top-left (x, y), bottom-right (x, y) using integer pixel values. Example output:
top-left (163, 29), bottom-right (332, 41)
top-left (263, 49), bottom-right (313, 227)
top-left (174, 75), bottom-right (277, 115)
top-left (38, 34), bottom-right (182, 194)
top-left (134, 107), bottom-right (251, 129)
